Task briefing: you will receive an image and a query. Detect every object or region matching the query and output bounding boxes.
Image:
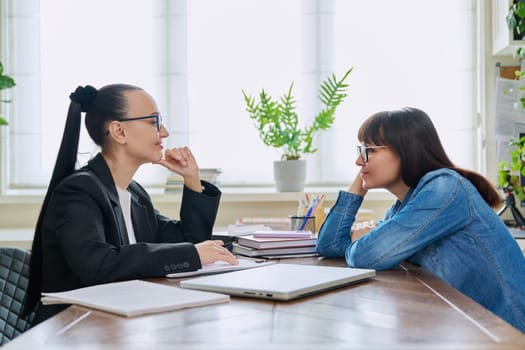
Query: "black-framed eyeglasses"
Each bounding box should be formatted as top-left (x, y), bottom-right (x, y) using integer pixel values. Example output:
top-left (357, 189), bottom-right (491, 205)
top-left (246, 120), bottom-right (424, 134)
top-left (115, 114), bottom-right (163, 132)
top-left (356, 145), bottom-right (389, 163)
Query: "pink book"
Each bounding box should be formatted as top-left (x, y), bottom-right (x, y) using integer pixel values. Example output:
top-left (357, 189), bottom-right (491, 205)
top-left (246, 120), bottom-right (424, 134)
top-left (252, 231), bottom-right (312, 239)
top-left (237, 233), bottom-right (317, 250)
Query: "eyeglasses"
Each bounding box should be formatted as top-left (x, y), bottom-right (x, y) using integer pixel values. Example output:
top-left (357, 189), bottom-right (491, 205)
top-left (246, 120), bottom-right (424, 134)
top-left (115, 114), bottom-right (163, 132)
top-left (356, 145), bottom-right (389, 163)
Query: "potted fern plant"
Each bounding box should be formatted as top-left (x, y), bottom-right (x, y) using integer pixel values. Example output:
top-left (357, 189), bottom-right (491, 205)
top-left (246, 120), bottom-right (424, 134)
top-left (0, 62), bottom-right (16, 126)
top-left (242, 68), bottom-right (352, 191)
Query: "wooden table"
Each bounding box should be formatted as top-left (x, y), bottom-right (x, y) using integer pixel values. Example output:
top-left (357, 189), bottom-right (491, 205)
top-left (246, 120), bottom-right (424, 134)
top-left (4, 257), bottom-right (525, 349)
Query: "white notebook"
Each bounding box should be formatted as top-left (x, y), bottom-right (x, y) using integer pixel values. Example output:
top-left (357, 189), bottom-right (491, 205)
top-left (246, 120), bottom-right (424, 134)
top-left (180, 263), bottom-right (375, 301)
top-left (41, 280), bottom-right (230, 317)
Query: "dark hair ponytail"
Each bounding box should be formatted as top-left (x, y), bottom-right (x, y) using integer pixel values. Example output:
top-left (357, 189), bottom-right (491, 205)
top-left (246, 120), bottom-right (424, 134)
top-left (23, 85), bottom-right (96, 316)
top-left (24, 84), bottom-right (143, 316)
top-left (450, 167), bottom-right (503, 209)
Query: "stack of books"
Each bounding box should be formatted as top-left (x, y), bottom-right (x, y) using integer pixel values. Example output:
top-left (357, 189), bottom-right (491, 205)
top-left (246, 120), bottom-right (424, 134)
top-left (165, 168), bottom-right (222, 192)
top-left (231, 231), bottom-right (318, 258)
top-left (199, 168), bottom-right (222, 184)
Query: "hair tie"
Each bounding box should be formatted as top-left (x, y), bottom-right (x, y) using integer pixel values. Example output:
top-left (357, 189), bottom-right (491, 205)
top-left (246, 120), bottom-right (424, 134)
top-left (69, 85), bottom-right (98, 112)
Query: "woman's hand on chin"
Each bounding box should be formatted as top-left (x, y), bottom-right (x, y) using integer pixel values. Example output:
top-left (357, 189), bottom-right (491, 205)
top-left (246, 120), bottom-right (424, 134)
top-left (154, 147), bottom-right (202, 192)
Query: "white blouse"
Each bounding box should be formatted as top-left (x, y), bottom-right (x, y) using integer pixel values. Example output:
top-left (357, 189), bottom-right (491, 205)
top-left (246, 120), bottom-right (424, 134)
top-left (116, 186), bottom-right (137, 244)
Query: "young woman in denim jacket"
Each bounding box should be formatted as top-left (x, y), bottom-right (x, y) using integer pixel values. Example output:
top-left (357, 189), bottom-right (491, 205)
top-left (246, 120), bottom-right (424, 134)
top-left (316, 107), bottom-right (525, 332)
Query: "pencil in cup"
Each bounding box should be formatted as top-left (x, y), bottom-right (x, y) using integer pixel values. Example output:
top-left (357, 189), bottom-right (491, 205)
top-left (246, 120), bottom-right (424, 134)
top-left (296, 193), bottom-right (328, 233)
top-left (290, 215), bottom-right (316, 232)
top-left (296, 205), bottom-right (326, 232)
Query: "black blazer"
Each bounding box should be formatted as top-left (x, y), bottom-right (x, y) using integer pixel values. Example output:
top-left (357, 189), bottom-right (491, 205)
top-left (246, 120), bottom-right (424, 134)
top-left (34, 153), bottom-right (220, 323)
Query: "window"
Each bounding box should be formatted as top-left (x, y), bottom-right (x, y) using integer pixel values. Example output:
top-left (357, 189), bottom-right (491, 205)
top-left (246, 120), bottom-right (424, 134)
top-left (186, 0), bottom-right (302, 184)
top-left (2, 0), bottom-right (477, 192)
top-left (3, 0), bottom-right (157, 190)
top-left (329, 0), bottom-right (477, 181)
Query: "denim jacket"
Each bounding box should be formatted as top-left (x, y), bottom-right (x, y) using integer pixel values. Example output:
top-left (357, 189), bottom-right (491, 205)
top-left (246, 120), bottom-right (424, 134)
top-left (316, 168), bottom-right (525, 332)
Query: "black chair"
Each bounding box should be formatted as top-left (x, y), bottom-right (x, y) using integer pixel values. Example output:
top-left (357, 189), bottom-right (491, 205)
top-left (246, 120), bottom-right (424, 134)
top-left (0, 247), bottom-right (35, 345)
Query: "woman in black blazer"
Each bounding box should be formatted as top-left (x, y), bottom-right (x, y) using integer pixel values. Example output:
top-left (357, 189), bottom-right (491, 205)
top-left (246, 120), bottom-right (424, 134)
top-left (24, 84), bottom-right (237, 325)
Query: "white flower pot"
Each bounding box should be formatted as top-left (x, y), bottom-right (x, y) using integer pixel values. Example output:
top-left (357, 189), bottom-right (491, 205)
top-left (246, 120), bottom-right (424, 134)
top-left (273, 160), bottom-right (306, 192)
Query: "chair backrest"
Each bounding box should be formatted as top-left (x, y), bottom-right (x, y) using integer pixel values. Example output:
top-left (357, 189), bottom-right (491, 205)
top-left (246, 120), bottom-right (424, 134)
top-left (0, 247), bottom-right (35, 345)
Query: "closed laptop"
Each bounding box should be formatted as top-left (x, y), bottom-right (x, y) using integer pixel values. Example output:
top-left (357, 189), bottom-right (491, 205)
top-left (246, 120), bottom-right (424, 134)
top-left (180, 263), bottom-right (375, 301)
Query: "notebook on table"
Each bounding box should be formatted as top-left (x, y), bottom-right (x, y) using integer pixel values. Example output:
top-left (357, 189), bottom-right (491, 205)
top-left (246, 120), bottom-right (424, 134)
top-left (180, 263), bottom-right (375, 301)
top-left (41, 280), bottom-right (230, 317)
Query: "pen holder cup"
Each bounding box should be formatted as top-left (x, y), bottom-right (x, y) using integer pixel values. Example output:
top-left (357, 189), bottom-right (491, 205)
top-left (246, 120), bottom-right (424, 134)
top-left (290, 215), bottom-right (316, 233)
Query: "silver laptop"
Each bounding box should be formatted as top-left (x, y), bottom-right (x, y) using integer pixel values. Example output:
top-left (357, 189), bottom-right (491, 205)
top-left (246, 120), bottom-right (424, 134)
top-left (179, 263), bottom-right (375, 301)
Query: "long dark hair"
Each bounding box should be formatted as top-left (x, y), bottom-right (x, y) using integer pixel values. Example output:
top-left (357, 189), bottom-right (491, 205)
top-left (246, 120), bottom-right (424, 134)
top-left (23, 83), bottom-right (143, 316)
top-left (357, 107), bottom-right (502, 209)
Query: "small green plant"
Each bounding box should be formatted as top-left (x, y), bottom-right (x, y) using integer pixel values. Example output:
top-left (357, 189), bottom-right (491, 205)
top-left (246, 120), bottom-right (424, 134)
top-left (506, 47), bottom-right (525, 109)
top-left (499, 2), bottom-right (525, 201)
top-left (242, 68), bottom-right (352, 161)
top-left (507, 0), bottom-right (525, 40)
top-left (499, 135), bottom-right (525, 201)
top-left (0, 62), bottom-right (16, 126)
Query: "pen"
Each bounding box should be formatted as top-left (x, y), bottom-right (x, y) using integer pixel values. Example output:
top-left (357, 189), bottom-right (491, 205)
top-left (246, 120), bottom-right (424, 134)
top-left (297, 206), bottom-right (313, 231)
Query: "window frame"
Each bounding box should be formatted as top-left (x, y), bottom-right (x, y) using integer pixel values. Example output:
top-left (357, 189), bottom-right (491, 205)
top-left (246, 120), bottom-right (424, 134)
top-left (0, 0), bottom-right (484, 195)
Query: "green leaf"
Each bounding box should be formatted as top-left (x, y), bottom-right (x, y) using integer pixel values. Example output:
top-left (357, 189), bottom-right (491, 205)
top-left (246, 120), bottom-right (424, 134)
top-left (518, 2), bottom-right (525, 18)
top-left (518, 22), bottom-right (525, 34)
top-left (0, 62), bottom-right (15, 128)
top-left (507, 12), bottom-right (518, 30)
top-left (0, 74), bottom-right (15, 90)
